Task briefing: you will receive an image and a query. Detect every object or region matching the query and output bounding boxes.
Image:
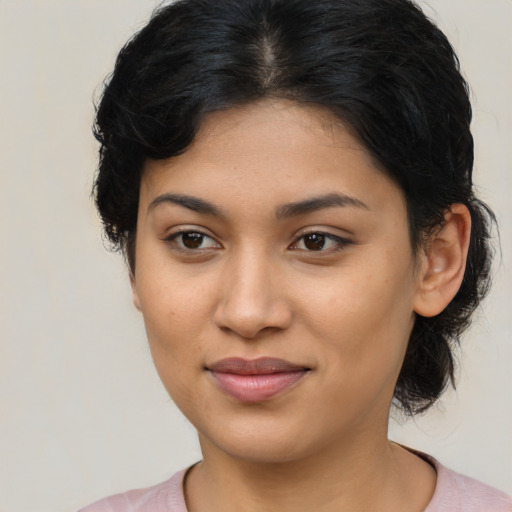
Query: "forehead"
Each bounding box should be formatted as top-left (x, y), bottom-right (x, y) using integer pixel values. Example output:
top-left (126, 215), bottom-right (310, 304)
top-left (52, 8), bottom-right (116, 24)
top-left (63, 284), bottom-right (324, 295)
top-left (139, 99), bottom-right (406, 221)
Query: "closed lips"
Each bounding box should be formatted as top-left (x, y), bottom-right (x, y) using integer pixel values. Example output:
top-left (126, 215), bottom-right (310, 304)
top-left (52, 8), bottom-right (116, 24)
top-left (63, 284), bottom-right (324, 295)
top-left (206, 357), bottom-right (310, 403)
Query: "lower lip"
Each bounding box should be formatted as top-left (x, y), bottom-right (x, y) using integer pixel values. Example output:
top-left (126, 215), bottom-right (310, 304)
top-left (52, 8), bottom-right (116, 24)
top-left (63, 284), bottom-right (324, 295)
top-left (210, 371), bottom-right (307, 403)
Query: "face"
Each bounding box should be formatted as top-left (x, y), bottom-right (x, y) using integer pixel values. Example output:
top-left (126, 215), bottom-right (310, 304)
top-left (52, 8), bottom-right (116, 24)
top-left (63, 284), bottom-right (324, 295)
top-left (132, 100), bottom-right (422, 463)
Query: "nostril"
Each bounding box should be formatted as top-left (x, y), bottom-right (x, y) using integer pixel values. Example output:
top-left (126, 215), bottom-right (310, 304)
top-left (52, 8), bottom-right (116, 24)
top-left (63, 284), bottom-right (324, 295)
top-left (212, 272), bottom-right (293, 338)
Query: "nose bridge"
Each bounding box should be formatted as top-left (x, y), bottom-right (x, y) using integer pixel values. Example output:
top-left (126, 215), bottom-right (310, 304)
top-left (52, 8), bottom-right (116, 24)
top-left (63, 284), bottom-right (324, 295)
top-left (214, 243), bottom-right (291, 338)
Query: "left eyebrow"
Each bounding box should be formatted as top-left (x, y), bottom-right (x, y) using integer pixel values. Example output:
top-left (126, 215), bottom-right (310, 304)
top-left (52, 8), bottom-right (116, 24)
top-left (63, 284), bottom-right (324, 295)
top-left (275, 193), bottom-right (369, 219)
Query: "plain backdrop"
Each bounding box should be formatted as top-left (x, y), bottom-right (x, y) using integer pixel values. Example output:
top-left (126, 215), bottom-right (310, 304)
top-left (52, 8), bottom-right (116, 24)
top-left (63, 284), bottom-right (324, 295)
top-left (0, 1), bottom-right (511, 511)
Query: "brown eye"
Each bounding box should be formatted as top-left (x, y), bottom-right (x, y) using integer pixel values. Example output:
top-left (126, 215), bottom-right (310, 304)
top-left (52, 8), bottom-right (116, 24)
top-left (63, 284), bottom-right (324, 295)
top-left (291, 231), bottom-right (351, 253)
top-left (165, 230), bottom-right (220, 251)
top-left (182, 232), bottom-right (205, 249)
top-left (303, 233), bottom-right (326, 250)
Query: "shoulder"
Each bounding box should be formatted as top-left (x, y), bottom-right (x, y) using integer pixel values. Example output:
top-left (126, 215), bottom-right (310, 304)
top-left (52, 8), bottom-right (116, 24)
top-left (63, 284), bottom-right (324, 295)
top-left (78, 469), bottom-right (188, 512)
top-left (424, 454), bottom-right (512, 512)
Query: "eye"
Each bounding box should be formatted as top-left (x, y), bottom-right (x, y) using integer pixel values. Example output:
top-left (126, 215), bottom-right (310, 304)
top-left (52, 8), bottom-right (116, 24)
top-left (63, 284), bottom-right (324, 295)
top-left (165, 230), bottom-right (220, 251)
top-left (290, 232), bottom-right (350, 252)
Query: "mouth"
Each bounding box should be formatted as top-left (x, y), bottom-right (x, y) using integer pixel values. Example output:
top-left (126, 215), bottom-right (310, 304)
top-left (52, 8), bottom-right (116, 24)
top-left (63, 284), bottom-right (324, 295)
top-left (206, 357), bottom-right (311, 403)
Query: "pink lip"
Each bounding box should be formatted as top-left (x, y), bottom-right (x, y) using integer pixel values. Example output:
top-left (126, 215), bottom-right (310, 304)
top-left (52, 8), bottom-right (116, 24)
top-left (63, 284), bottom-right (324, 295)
top-left (207, 357), bottom-right (310, 403)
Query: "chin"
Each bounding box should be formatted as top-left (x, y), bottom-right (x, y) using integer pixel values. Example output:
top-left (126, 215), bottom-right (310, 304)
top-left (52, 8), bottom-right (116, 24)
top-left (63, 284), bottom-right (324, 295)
top-left (197, 415), bottom-right (323, 465)
top-left (217, 438), bottom-right (310, 465)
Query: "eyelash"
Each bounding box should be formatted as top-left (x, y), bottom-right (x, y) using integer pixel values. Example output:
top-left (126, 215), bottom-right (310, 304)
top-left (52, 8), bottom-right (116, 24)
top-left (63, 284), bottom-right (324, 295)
top-left (289, 231), bottom-right (352, 254)
top-left (164, 229), bottom-right (221, 251)
top-left (163, 229), bottom-right (352, 254)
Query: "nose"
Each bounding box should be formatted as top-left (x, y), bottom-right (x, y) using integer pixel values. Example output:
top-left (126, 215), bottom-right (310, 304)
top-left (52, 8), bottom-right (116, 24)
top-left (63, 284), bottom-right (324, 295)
top-left (213, 248), bottom-right (293, 339)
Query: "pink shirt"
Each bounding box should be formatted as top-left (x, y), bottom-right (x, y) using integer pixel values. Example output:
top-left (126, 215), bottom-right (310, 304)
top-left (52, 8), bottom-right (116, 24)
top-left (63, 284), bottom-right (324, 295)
top-left (79, 456), bottom-right (512, 512)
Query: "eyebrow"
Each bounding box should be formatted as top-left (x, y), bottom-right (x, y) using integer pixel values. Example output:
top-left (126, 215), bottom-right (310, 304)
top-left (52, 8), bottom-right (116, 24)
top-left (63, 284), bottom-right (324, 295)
top-left (148, 192), bottom-right (368, 219)
top-left (275, 193), bottom-right (369, 219)
top-left (148, 193), bottom-right (226, 218)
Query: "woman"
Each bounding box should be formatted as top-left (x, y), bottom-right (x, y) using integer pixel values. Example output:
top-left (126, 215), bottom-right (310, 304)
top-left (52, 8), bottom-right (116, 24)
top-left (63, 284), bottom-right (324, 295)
top-left (81, 0), bottom-right (512, 510)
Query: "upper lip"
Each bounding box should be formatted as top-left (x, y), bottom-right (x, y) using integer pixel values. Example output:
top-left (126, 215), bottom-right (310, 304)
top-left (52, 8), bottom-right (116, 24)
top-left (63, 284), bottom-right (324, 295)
top-left (206, 357), bottom-right (310, 375)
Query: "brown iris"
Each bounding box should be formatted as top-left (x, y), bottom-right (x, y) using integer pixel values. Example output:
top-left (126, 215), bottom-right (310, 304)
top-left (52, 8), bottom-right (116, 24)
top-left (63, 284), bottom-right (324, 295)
top-left (182, 232), bottom-right (204, 249)
top-left (303, 233), bottom-right (326, 250)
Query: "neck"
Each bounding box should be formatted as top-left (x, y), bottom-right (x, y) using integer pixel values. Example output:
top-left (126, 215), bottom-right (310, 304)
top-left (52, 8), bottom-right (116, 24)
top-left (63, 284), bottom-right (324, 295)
top-left (185, 430), bottom-right (436, 512)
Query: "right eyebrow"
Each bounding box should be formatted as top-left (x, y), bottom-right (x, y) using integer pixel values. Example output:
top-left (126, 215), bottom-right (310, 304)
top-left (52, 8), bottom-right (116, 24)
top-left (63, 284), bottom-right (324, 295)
top-left (148, 193), bottom-right (226, 218)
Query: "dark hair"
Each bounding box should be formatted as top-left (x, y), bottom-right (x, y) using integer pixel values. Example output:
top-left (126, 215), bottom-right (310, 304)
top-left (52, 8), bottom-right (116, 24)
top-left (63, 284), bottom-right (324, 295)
top-left (93, 0), bottom-right (495, 414)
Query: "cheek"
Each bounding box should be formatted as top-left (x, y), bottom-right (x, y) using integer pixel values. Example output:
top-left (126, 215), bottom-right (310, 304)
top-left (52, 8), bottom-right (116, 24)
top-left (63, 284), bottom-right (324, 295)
top-left (142, 302), bottom-right (206, 409)
top-left (134, 267), bottom-right (212, 391)
top-left (136, 252), bottom-right (212, 331)
top-left (299, 257), bottom-right (416, 367)
top-left (301, 273), bottom-right (415, 426)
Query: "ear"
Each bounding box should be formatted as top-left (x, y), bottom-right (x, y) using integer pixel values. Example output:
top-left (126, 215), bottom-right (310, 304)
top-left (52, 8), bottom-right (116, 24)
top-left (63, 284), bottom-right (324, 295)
top-left (129, 271), bottom-right (142, 311)
top-left (413, 204), bottom-right (471, 317)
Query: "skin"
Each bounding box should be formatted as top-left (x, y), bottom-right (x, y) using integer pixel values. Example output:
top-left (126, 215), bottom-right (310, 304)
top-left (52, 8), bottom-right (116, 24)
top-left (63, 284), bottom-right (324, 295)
top-left (131, 99), bottom-right (470, 511)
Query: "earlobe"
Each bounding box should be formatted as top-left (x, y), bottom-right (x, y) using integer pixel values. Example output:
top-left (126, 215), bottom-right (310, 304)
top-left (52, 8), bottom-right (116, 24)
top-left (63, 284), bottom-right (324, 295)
top-left (413, 204), bottom-right (471, 318)
top-left (130, 272), bottom-right (142, 311)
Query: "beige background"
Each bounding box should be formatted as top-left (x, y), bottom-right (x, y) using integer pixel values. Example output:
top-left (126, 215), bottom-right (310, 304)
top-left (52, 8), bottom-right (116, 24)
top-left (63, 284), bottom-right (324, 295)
top-left (0, 1), bottom-right (510, 511)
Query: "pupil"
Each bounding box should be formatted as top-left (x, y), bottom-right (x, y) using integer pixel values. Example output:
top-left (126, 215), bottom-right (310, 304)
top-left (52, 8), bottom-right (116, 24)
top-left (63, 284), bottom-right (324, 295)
top-left (305, 233), bottom-right (325, 250)
top-left (183, 233), bottom-right (203, 249)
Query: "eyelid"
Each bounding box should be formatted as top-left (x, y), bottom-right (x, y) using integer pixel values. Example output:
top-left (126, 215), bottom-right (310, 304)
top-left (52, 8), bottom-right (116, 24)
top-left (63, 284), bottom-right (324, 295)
top-left (289, 229), bottom-right (353, 252)
top-left (161, 226), bottom-right (352, 254)
top-left (162, 226), bottom-right (209, 239)
top-left (162, 227), bottom-right (222, 251)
